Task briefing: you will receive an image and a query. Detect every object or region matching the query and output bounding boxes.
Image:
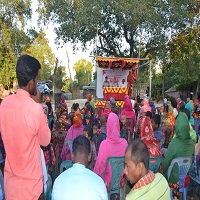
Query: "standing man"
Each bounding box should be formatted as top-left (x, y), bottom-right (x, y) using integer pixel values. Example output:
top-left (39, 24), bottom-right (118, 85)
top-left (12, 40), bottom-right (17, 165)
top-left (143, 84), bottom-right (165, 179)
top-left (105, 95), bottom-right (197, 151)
top-left (102, 76), bottom-right (110, 88)
top-left (52, 135), bottom-right (108, 200)
top-left (0, 55), bottom-right (51, 200)
top-left (124, 139), bottom-right (170, 200)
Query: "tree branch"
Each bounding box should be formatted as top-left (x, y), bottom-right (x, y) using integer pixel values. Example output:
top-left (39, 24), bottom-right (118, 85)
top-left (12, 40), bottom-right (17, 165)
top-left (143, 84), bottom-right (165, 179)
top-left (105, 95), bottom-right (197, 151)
top-left (98, 31), bottom-right (119, 56)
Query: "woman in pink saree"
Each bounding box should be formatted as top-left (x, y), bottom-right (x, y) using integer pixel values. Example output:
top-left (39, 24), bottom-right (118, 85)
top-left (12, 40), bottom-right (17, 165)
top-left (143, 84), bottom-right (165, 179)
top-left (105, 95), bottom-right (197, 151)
top-left (93, 112), bottom-right (128, 190)
top-left (120, 95), bottom-right (136, 133)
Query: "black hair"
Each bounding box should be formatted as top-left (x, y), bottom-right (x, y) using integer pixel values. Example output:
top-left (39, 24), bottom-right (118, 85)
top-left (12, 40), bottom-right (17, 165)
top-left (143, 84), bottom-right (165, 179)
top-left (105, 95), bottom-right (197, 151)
top-left (151, 114), bottom-right (161, 126)
top-left (164, 104), bottom-right (169, 113)
top-left (145, 111), bottom-right (152, 119)
top-left (170, 98), bottom-right (177, 108)
top-left (16, 55), bottom-right (41, 87)
top-left (126, 139), bottom-right (149, 170)
top-left (182, 108), bottom-right (190, 120)
top-left (83, 125), bottom-right (93, 139)
top-left (46, 102), bottom-right (52, 116)
top-left (92, 119), bottom-right (100, 129)
top-left (72, 103), bottom-right (79, 111)
top-left (72, 135), bottom-right (91, 156)
top-left (197, 92), bottom-right (200, 101)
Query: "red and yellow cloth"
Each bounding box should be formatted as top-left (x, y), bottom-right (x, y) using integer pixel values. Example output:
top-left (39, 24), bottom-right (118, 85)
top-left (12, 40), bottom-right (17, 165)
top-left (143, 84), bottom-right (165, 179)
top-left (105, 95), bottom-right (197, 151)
top-left (132, 170), bottom-right (155, 190)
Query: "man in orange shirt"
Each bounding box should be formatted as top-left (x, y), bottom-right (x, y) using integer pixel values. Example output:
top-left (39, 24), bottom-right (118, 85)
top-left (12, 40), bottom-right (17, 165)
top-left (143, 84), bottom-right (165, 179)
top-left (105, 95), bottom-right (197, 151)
top-left (0, 55), bottom-right (51, 200)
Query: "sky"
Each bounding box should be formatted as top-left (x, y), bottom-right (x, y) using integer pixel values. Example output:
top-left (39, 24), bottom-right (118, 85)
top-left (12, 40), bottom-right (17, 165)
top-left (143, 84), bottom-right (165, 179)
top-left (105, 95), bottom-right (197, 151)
top-left (29, 1), bottom-right (94, 80)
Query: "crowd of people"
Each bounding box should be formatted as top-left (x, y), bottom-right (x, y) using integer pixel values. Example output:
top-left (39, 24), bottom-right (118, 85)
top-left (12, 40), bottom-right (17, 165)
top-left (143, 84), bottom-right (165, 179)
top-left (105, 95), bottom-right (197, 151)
top-left (0, 55), bottom-right (200, 200)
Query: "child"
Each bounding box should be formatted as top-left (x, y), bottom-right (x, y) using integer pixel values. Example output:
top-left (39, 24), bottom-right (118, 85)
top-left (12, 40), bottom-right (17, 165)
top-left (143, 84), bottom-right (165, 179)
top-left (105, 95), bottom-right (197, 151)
top-left (100, 115), bottom-right (107, 135)
top-left (83, 125), bottom-right (97, 170)
top-left (151, 114), bottom-right (164, 148)
top-left (92, 121), bottom-right (106, 154)
top-left (120, 115), bottom-right (131, 143)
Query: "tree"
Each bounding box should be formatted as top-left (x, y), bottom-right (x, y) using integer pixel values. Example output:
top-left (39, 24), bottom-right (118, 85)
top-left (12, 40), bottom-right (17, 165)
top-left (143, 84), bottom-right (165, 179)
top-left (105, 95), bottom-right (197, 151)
top-left (73, 59), bottom-right (93, 88)
top-left (23, 31), bottom-right (55, 81)
top-left (0, 0), bottom-right (32, 88)
top-left (38, 0), bottom-right (197, 59)
top-left (54, 65), bottom-right (68, 90)
top-left (168, 27), bottom-right (200, 91)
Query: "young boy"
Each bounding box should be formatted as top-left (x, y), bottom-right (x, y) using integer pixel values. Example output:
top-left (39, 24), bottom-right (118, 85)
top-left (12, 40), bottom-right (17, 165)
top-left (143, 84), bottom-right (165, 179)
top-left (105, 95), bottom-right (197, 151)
top-left (151, 114), bottom-right (164, 147)
top-left (120, 115), bottom-right (131, 143)
top-left (83, 125), bottom-right (97, 170)
top-left (99, 115), bottom-right (107, 135)
top-left (92, 122), bottom-right (106, 154)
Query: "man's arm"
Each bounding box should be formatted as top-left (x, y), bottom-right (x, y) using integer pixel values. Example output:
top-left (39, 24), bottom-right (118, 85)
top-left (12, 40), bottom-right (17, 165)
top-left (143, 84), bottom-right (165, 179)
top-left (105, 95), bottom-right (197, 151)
top-left (37, 107), bottom-right (51, 146)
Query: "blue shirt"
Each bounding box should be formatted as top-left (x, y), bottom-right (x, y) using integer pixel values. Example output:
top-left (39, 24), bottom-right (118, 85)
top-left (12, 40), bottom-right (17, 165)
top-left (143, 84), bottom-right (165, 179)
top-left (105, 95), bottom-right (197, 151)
top-left (52, 163), bottom-right (108, 200)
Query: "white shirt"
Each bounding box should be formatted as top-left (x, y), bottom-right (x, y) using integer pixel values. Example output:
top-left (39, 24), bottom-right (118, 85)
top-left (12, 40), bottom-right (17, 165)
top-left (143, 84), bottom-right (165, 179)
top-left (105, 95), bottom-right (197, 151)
top-left (52, 163), bottom-right (108, 200)
top-left (119, 82), bottom-right (127, 88)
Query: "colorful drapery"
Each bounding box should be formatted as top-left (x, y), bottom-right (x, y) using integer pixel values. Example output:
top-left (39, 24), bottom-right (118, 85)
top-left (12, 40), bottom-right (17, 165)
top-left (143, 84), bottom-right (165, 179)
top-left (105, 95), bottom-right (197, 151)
top-left (103, 87), bottom-right (128, 101)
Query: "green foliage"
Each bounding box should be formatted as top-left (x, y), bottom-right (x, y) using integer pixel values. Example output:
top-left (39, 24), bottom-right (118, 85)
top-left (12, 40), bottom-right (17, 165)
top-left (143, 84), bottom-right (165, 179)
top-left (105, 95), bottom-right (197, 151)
top-left (0, 0), bottom-right (32, 88)
top-left (54, 65), bottom-right (68, 90)
top-left (168, 28), bottom-right (200, 89)
top-left (22, 31), bottom-right (55, 81)
top-left (38, 0), bottom-right (195, 59)
top-left (73, 59), bottom-right (93, 88)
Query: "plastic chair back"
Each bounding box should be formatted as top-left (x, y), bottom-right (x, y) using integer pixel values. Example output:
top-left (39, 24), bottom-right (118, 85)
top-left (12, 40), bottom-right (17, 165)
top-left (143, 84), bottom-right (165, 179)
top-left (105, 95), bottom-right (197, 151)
top-left (106, 156), bottom-right (124, 199)
top-left (190, 155), bottom-right (200, 184)
top-left (149, 157), bottom-right (163, 173)
top-left (44, 174), bottom-right (52, 200)
top-left (60, 160), bottom-right (73, 174)
top-left (167, 156), bottom-right (193, 200)
top-left (0, 169), bottom-right (4, 200)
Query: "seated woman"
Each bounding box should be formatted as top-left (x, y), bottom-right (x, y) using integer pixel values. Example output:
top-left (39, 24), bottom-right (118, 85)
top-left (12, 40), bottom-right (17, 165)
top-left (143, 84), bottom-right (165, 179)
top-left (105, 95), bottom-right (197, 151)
top-left (120, 95), bottom-right (136, 134)
top-left (161, 103), bottom-right (176, 155)
top-left (52, 102), bottom-right (71, 159)
top-left (140, 116), bottom-right (162, 158)
top-left (82, 101), bottom-right (95, 126)
top-left (93, 112), bottom-right (128, 191)
top-left (60, 111), bottom-right (84, 161)
top-left (163, 113), bottom-right (194, 200)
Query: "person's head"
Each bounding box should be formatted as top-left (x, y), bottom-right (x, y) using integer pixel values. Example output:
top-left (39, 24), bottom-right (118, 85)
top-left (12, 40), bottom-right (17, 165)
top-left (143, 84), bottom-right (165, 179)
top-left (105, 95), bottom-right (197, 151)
top-left (46, 102), bottom-right (52, 115)
top-left (42, 104), bottom-right (48, 116)
top-left (87, 93), bottom-right (92, 101)
top-left (92, 121), bottom-right (100, 134)
top-left (72, 103), bottom-right (79, 112)
top-left (55, 107), bottom-right (60, 118)
top-left (145, 111), bottom-right (152, 119)
top-left (151, 114), bottom-right (161, 131)
top-left (105, 76), bottom-right (108, 81)
top-left (175, 112), bottom-right (190, 140)
top-left (120, 115), bottom-right (127, 125)
top-left (124, 139), bottom-right (149, 184)
top-left (73, 111), bottom-right (83, 127)
top-left (16, 55), bottom-right (41, 95)
top-left (71, 135), bottom-right (91, 166)
top-left (113, 77), bottom-right (117, 83)
top-left (170, 98), bottom-right (177, 108)
top-left (45, 95), bottom-right (51, 103)
top-left (100, 115), bottom-right (106, 125)
top-left (181, 108), bottom-right (190, 120)
top-left (83, 125), bottom-right (93, 140)
top-left (58, 103), bottom-right (68, 115)
top-left (110, 97), bottom-right (116, 108)
top-left (122, 78), bottom-right (125, 83)
top-left (197, 92), bottom-right (200, 100)
top-left (160, 105), bottom-right (164, 113)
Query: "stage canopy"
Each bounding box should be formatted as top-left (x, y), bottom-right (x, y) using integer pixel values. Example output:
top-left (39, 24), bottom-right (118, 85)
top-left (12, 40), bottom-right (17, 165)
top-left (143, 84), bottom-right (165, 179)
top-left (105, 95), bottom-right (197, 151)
top-left (96, 57), bottom-right (139, 70)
